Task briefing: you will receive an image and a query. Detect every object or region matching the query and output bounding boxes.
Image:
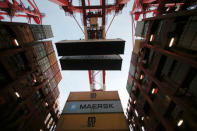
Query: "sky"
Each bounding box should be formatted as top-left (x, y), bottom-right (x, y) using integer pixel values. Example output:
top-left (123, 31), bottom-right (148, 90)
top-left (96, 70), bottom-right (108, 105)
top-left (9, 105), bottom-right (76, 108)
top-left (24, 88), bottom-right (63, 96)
top-left (5, 0), bottom-right (134, 113)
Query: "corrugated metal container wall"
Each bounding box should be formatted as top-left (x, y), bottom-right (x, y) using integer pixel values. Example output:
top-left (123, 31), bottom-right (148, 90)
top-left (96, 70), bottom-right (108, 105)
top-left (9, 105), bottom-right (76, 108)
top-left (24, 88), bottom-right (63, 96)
top-left (14, 75), bottom-right (34, 98)
top-left (43, 67), bottom-right (53, 80)
top-left (33, 43), bottom-right (46, 60)
top-left (48, 52), bottom-right (57, 66)
top-left (51, 62), bottom-right (60, 75)
top-left (29, 24), bottom-right (53, 40)
top-left (47, 93), bottom-right (56, 106)
top-left (56, 114), bottom-right (129, 131)
top-left (25, 49), bottom-right (35, 64)
top-left (177, 16), bottom-right (197, 51)
top-left (52, 86), bottom-right (60, 99)
top-left (43, 41), bottom-right (54, 55)
top-left (67, 91), bottom-right (120, 101)
top-left (0, 25), bottom-right (16, 49)
top-left (10, 24), bottom-right (34, 45)
top-left (131, 52), bottom-right (138, 66)
top-left (5, 53), bottom-right (29, 76)
top-left (54, 71), bottom-right (62, 84)
top-left (49, 78), bottom-right (57, 92)
top-left (128, 73), bottom-right (133, 86)
top-left (38, 57), bottom-right (50, 73)
top-left (29, 24), bottom-right (45, 40)
top-left (42, 25), bottom-right (53, 38)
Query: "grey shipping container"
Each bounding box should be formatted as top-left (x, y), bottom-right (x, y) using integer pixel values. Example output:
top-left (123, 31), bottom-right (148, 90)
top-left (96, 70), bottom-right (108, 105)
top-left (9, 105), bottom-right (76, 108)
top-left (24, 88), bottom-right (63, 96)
top-left (38, 57), bottom-right (50, 73)
top-left (60, 55), bottom-right (122, 70)
top-left (30, 24), bottom-right (53, 40)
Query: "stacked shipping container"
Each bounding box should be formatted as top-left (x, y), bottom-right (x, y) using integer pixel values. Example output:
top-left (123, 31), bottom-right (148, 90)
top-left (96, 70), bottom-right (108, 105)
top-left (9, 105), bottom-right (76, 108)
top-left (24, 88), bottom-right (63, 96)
top-left (0, 21), bottom-right (61, 131)
top-left (56, 91), bottom-right (129, 131)
top-left (126, 8), bottom-right (197, 131)
top-left (0, 22), bottom-right (53, 50)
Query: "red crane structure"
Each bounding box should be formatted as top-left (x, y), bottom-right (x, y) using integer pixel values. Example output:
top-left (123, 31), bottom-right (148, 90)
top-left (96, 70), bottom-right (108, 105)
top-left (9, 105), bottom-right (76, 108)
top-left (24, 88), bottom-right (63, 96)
top-left (49, 0), bottom-right (129, 91)
top-left (0, 0), bottom-right (43, 24)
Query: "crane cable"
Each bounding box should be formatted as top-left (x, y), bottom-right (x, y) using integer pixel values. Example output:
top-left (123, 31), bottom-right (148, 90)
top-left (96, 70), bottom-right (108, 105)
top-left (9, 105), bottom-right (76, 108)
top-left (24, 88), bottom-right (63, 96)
top-left (71, 14), bottom-right (85, 35)
top-left (105, 13), bottom-right (117, 37)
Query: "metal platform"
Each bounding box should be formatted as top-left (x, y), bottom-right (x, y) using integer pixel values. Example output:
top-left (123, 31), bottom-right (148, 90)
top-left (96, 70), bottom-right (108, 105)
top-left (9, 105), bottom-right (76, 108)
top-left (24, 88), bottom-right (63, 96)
top-left (56, 39), bottom-right (125, 56)
top-left (60, 55), bottom-right (122, 70)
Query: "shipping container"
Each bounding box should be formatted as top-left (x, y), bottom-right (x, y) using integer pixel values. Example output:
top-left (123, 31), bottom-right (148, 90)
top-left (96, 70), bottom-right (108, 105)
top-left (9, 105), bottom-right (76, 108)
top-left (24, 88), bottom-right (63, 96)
top-left (60, 55), bottom-right (122, 70)
top-left (62, 100), bottom-right (123, 114)
top-left (51, 62), bottom-right (60, 75)
top-left (67, 91), bottom-right (120, 101)
top-left (176, 16), bottom-right (197, 51)
top-left (55, 39), bottom-right (125, 56)
top-left (5, 52), bottom-right (30, 76)
top-left (127, 74), bottom-right (134, 94)
top-left (131, 52), bottom-right (138, 66)
top-left (56, 113), bottom-right (129, 131)
top-left (0, 22), bottom-right (34, 46)
top-left (43, 41), bottom-right (54, 55)
top-left (49, 78), bottom-right (57, 92)
top-left (29, 24), bottom-right (53, 41)
top-left (54, 71), bottom-right (62, 84)
top-left (47, 93), bottom-right (56, 106)
top-left (38, 56), bottom-right (50, 73)
top-left (10, 23), bottom-right (34, 45)
top-left (48, 52), bottom-right (57, 66)
top-left (25, 49), bottom-right (35, 64)
top-left (42, 25), bottom-right (53, 38)
top-left (32, 42), bottom-right (46, 60)
top-left (135, 21), bottom-right (144, 37)
top-left (133, 40), bottom-right (141, 54)
top-left (30, 24), bottom-right (44, 40)
top-left (52, 86), bottom-right (60, 99)
top-left (0, 24), bottom-right (16, 50)
top-left (129, 63), bottom-right (135, 76)
top-left (43, 67), bottom-right (53, 80)
top-left (14, 74), bottom-right (34, 98)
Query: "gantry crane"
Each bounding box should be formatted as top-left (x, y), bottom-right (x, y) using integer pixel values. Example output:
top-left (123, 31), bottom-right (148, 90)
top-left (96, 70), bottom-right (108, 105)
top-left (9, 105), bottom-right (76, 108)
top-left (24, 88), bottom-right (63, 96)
top-left (49, 0), bottom-right (129, 91)
top-left (0, 0), bottom-right (43, 24)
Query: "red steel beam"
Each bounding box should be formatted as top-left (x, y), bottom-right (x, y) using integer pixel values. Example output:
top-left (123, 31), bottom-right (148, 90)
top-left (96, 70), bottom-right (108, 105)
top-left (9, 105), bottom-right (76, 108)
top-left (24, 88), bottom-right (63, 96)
top-left (0, 0), bottom-right (42, 24)
top-left (88, 70), bottom-right (93, 85)
top-left (49, 0), bottom-right (68, 6)
top-left (102, 70), bottom-right (105, 85)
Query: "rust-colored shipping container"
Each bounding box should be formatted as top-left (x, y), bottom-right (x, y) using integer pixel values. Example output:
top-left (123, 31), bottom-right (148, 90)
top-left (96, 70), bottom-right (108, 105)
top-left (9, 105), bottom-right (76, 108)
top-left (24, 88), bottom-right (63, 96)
top-left (0, 24), bottom-right (16, 49)
top-left (25, 48), bottom-right (35, 64)
top-left (9, 23), bottom-right (34, 45)
top-left (51, 62), bottom-right (60, 75)
top-left (49, 78), bottom-right (57, 92)
top-left (48, 52), bottom-right (57, 66)
top-left (52, 86), bottom-right (60, 99)
top-left (43, 41), bottom-right (54, 55)
top-left (47, 92), bottom-right (56, 106)
top-left (67, 91), bottom-right (120, 101)
top-left (56, 91), bottom-right (129, 130)
top-left (43, 67), bottom-right (53, 80)
top-left (56, 113), bottom-right (129, 131)
top-left (54, 71), bottom-right (62, 84)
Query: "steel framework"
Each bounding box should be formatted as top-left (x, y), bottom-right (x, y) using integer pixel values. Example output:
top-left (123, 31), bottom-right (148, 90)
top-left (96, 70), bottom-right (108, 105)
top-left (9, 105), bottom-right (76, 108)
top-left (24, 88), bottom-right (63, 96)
top-left (0, 0), bottom-right (43, 24)
top-left (49, 0), bottom-right (128, 91)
